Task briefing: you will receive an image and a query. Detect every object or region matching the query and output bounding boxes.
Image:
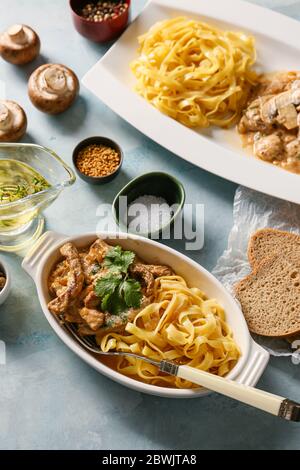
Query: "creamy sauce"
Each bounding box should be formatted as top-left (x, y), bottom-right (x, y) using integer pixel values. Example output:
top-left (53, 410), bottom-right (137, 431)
top-left (241, 132), bottom-right (300, 174)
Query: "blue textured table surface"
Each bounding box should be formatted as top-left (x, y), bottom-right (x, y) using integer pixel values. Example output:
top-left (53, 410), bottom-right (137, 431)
top-left (0, 0), bottom-right (300, 450)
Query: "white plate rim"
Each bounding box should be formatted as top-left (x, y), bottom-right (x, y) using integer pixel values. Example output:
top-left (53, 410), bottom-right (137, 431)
top-left (82, 0), bottom-right (300, 204)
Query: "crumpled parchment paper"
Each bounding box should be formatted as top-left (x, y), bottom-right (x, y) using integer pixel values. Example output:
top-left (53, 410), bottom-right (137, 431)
top-left (212, 186), bottom-right (300, 357)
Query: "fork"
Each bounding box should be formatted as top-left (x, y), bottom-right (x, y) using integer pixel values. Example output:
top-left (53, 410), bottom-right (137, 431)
top-left (62, 320), bottom-right (300, 421)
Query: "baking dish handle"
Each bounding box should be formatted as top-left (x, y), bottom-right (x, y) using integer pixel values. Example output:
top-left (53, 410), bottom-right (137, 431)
top-left (235, 339), bottom-right (270, 387)
top-left (22, 231), bottom-right (69, 280)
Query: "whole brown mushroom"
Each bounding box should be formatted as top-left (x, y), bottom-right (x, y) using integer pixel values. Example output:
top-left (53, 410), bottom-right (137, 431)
top-left (28, 64), bottom-right (79, 114)
top-left (0, 24), bottom-right (40, 65)
top-left (0, 100), bottom-right (27, 142)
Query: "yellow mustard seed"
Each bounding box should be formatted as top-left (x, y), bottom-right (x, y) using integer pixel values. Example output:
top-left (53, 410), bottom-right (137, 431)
top-left (76, 144), bottom-right (121, 178)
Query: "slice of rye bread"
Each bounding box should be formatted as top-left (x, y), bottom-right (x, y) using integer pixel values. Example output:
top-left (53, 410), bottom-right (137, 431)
top-left (248, 228), bottom-right (300, 269)
top-left (235, 249), bottom-right (300, 337)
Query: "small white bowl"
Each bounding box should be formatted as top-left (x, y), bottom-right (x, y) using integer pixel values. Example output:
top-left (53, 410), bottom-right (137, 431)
top-left (22, 231), bottom-right (269, 398)
top-left (0, 259), bottom-right (11, 305)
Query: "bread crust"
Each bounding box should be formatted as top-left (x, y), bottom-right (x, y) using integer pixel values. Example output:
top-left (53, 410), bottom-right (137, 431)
top-left (248, 228), bottom-right (300, 269)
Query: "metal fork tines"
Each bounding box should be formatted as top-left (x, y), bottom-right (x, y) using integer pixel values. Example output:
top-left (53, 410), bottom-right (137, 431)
top-left (60, 318), bottom-right (179, 376)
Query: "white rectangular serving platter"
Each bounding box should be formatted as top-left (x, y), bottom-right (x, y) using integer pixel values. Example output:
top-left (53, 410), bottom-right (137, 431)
top-left (83, 0), bottom-right (300, 204)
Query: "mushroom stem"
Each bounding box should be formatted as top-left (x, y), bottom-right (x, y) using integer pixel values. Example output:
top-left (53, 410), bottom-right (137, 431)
top-left (7, 24), bottom-right (27, 45)
top-left (0, 104), bottom-right (10, 130)
top-left (43, 67), bottom-right (67, 93)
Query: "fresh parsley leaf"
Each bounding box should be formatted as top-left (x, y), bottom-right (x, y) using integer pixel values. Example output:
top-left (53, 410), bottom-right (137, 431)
top-left (94, 246), bottom-right (141, 315)
top-left (94, 273), bottom-right (122, 298)
top-left (101, 289), bottom-right (127, 315)
top-left (103, 245), bottom-right (135, 274)
top-left (110, 290), bottom-right (127, 315)
top-left (121, 278), bottom-right (142, 309)
top-left (101, 293), bottom-right (112, 312)
top-left (121, 250), bottom-right (136, 271)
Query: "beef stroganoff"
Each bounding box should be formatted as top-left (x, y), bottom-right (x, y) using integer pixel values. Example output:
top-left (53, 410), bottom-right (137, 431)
top-left (48, 239), bottom-right (240, 388)
top-left (238, 71), bottom-right (300, 174)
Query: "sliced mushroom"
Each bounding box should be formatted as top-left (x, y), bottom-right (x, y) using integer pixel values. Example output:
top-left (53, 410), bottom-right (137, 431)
top-left (238, 72), bottom-right (300, 174)
top-left (275, 87), bottom-right (300, 109)
top-left (259, 72), bottom-right (300, 95)
top-left (261, 84), bottom-right (300, 130)
top-left (28, 64), bottom-right (79, 114)
top-left (0, 24), bottom-right (40, 65)
top-left (238, 98), bottom-right (273, 133)
top-left (285, 139), bottom-right (300, 159)
top-left (260, 96), bottom-right (277, 124)
top-left (253, 134), bottom-right (284, 162)
top-left (276, 104), bottom-right (298, 130)
top-left (0, 100), bottom-right (27, 142)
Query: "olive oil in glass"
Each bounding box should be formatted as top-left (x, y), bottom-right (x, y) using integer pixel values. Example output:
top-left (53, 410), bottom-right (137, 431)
top-left (0, 160), bottom-right (50, 231)
top-left (0, 143), bottom-right (75, 252)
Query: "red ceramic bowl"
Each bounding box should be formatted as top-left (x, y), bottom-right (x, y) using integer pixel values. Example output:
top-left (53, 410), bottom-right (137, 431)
top-left (69, 0), bottom-right (131, 43)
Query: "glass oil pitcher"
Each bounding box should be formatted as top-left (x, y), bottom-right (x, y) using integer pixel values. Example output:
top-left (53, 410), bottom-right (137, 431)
top-left (0, 143), bottom-right (75, 252)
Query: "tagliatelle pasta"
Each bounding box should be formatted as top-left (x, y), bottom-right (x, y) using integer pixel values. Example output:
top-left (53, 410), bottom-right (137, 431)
top-left (130, 17), bottom-right (258, 128)
top-left (98, 276), bottom-right (240, 388)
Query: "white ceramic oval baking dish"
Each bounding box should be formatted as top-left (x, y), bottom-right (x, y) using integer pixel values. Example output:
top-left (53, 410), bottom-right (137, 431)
top-left (22, 231), bottom-right (270, 398)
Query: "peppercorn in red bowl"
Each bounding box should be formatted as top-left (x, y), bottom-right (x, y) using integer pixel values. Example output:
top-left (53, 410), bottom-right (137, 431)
top-left (72, 136), bottom-right (123, 184)
top-left (69, 0), bottom-right (130, 42)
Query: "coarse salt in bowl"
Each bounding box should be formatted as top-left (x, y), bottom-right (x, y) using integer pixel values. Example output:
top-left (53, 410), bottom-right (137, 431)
top-left (112, 172), bottom-right (186, 238)
top-left (127, 195), bottom-right (174, 235)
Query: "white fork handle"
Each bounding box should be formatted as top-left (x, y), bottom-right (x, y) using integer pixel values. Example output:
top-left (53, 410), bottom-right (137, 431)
top-left (177, 365), bottom-right (300, 420)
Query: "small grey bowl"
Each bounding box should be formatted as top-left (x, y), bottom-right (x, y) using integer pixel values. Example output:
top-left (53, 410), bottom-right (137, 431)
top-left (112, 172), bottom-right (186, 238)
top-left (0, 259), bottom-right (11, 305)
top-left (72, 136), bottom-right (123, 185)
